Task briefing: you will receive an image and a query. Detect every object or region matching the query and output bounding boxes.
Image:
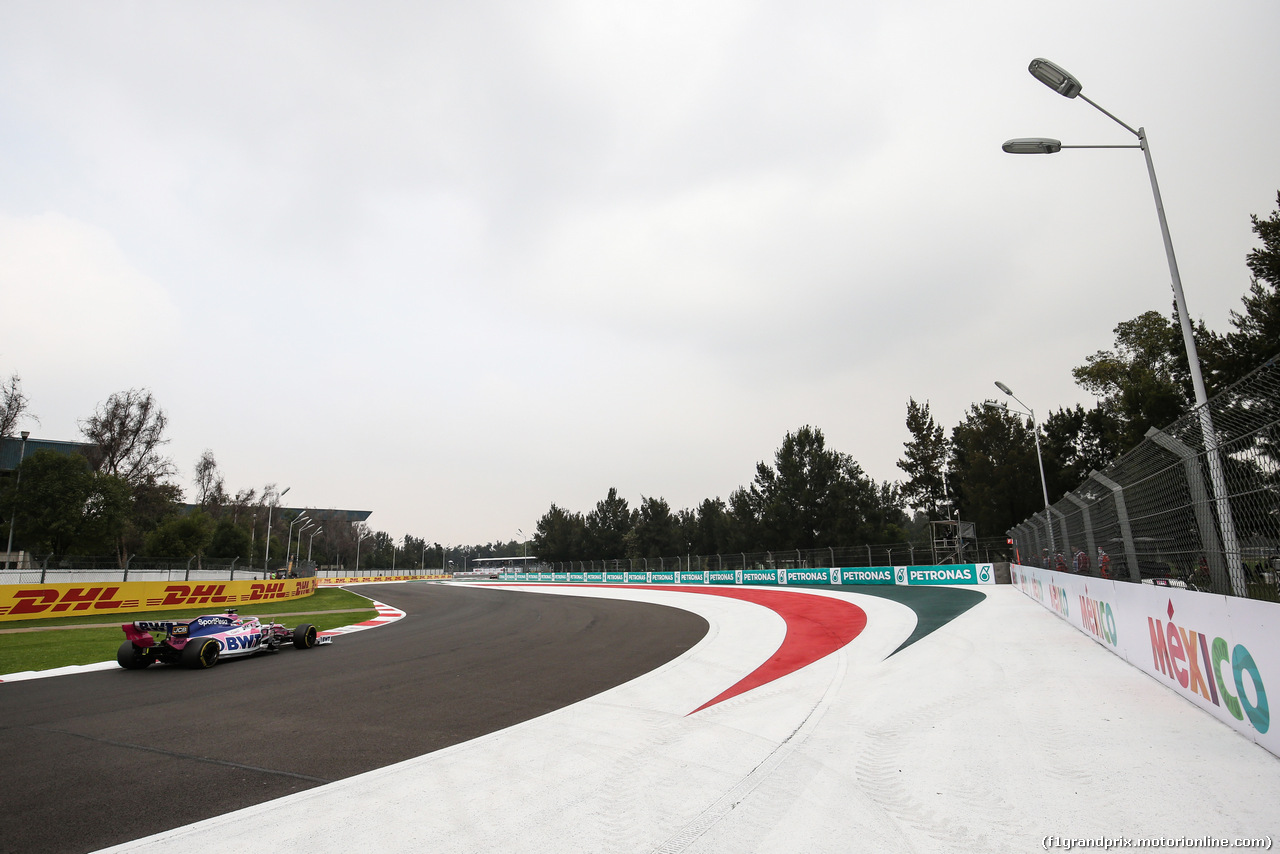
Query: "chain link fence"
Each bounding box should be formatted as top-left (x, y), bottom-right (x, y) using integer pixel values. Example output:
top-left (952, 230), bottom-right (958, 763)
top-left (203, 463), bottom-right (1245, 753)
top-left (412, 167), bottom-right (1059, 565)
top-left (1009, 356), bottom-right (1280, 600)
top-left (495, 537), bottom-right (1014, 575)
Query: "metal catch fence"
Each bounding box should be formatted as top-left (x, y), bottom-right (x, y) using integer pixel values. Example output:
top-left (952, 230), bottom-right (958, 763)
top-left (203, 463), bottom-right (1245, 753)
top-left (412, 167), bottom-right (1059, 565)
top-left (1008, 356), bottom-right (1280, 599)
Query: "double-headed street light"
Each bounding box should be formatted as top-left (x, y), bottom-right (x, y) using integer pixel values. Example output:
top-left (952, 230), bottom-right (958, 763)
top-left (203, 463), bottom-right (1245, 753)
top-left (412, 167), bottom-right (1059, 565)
top-left (5, 430), bottom-right (30, 568)
top-left (307, 527), bottom-right (323, 563)
top-left (286, 511), bottom-right (310, 570)
top-left (295, 518), bottom-right (316, 568)
top-left (1003, 57), bottom-right (1243, 595)
top-left (264, 486), bottom-right (290, 572)
top-left (991, 382), bottom-right (1054, 556)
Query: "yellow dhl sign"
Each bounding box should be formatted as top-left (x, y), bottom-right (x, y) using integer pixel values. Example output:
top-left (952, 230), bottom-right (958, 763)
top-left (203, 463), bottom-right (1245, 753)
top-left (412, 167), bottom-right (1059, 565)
top-left (318, 575), bottom-right (446, 585)
top-left (0, 578), bottom-right (318, 621)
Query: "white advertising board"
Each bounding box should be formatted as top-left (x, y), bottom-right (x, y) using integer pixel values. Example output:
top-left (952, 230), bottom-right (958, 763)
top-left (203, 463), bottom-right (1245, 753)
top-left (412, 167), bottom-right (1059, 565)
top-left (1011, 564), bottom-right (1279, 758)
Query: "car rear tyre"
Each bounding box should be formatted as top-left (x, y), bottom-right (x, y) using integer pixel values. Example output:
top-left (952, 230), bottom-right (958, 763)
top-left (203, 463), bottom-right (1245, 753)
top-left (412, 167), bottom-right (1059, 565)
top-left (292, 624), bottom-right (317, 649)
top-left (182, 637), bottom-right (221, 669)
top-left (117, 640), bottom-right (154, 669)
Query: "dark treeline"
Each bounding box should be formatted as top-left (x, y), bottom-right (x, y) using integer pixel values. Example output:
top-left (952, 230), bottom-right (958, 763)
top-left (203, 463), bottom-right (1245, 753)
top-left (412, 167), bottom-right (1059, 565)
top-left (533, 192), bottom-right (1280, 562)
top-left (533, 426), bottom-right (911, 562)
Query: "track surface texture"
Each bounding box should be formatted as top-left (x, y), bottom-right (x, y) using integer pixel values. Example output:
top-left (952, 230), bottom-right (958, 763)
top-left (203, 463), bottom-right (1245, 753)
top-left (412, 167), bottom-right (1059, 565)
top-left (0, 583), bottom-right (708, 854)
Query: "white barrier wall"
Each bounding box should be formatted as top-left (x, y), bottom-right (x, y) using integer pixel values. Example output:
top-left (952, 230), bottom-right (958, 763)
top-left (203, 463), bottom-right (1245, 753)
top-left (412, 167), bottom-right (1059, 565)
top-left (1011, 564), bottom-right (1278, 758)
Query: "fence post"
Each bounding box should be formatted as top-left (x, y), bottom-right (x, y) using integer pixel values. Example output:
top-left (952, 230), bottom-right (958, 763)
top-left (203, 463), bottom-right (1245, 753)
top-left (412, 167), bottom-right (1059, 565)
top-left (1145, 426), bottom-right (1239, 595)
top-left (1089, 470), bottom-right (1141, 582)
top-left (1048, 506), bottom-right (1070, 562)
top-left (1064, 494), bottom-right (1098, 576)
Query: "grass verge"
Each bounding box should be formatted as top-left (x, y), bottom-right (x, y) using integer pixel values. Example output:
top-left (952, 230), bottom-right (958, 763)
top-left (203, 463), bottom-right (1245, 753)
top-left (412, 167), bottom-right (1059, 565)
top-left (0, 588), bottom-right (379, 675)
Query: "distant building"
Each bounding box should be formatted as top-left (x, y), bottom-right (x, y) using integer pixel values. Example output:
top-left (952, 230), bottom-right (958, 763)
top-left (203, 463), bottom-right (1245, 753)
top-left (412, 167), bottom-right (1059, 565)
top-left (0, 435), bottom-right (96, 475)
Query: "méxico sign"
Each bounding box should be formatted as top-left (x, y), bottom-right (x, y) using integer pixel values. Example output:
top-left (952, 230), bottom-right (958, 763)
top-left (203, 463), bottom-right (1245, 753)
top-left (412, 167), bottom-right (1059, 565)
top-left (1012, 563), bottom-right (1279, 758)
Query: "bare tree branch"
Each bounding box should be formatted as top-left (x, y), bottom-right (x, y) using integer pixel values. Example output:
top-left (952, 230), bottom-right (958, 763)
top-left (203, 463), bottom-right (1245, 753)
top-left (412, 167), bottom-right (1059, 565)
top-left (0, 373), bottom-right (38, 438)
top-left (78, 388), bottom-right (176, 487)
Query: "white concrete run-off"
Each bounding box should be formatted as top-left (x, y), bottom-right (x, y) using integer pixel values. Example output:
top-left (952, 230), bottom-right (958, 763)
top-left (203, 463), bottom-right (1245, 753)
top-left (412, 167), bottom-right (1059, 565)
top-left (94, 585), bottom-right (1280, 854)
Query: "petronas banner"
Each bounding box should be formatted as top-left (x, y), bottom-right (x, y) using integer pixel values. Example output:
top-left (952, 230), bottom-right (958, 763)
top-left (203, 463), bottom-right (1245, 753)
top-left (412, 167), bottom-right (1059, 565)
top-left (499, 564), bottom-right (995, 587)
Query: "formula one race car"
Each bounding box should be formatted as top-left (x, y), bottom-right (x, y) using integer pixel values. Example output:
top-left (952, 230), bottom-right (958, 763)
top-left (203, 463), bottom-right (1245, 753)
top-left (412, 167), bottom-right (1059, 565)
top-left (117, 609), bottom-right (331, 670)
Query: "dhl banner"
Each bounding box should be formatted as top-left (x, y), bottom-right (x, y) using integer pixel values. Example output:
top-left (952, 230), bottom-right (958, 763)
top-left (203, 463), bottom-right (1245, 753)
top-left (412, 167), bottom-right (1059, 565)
top-left (318, 575), bottom-right (448, 585)
top-left (0, 578), bottom-right (319, 622)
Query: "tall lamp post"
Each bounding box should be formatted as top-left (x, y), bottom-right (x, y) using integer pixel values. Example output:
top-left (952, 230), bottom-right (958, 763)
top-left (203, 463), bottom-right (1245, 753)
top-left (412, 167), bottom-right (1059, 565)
top-left (286, 512), bottom-right (310, 571)
top-left (264, 486), bottom-right (290, 572)
top-left (307, 526), bottom-right (323, 563)
top-left (991, 382), bottom-right (1054, 556)
top-left (5, 430), bottom-right (30, 568)
top-left (295, 519), bottom-right (316, 569)
top-left (1003, 57), bottom-right (1243, 595)
top-left (354, 526), bottom-right (366, 575)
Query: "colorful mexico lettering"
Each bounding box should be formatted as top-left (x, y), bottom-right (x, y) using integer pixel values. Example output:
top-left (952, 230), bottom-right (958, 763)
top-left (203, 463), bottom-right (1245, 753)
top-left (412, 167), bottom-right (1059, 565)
top-left (1077, 586), bottom-right (1116, 646)
top-left (1148, 599), bottom-right (1268, 733)
top-left (1048, 581), bottom-right (1070, 619)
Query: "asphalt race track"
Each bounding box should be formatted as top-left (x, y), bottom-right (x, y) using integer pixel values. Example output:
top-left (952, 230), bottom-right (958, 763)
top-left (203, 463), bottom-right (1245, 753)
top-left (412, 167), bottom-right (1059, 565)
top-left (0, 583), bottom-right (708, 854)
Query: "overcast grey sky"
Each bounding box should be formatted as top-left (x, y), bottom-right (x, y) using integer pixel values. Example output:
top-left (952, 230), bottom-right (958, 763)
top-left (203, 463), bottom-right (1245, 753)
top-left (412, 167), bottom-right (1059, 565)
top-left (2, 1), bottom-right (1278, 546)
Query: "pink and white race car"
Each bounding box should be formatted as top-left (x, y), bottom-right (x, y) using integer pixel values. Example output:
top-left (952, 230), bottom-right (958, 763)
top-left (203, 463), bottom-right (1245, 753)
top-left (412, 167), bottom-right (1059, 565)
top-left (117, 609), bottom-right (331, 670)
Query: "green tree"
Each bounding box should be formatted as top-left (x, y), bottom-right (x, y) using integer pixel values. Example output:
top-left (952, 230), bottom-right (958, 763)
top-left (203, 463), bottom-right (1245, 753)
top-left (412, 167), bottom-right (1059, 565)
top-left (118, 477), bottom-right (184, 564)
top-left (625, 495), bottom-right (681, 559)
top-left (949, 404), bottom-right (1044, 538)
top-left (1040, 403), bottom-right (1124, 496)
top-left (207, 518), bottom-right (252, 563)
top-left (532, 503), bottom-right (587, 562)
top-left (584, 487), bottom-right (634, 559)
top-left (1, 450), bottom-right (94, 554)
top-left (144, 510), bottom-right (215, 558)
top-left (725, 486), bottom-right (762, 551)
top-left (1209, 191), bottom-right (1280, 385)
top-left (80, 473), bottom-right (133, 556)
top-left (751, 426), bottom-right (878, 549)
top-left (689, 497), bottom-right (732, 556)
top-left (897, 398), bottom-right (948, 519)
top-left (1072, 310), bottom-right (1199, 450)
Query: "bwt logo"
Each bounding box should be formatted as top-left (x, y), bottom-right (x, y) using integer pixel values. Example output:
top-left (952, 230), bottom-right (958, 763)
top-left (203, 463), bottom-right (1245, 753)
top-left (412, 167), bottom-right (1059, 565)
top-left (1149, 600), bottom-right (1268, 733)
top-left (222, 633), bottom-right (261, 651)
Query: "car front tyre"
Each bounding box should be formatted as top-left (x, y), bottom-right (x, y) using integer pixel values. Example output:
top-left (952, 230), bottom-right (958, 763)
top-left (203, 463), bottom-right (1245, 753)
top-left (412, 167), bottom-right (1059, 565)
top-left (292, 624), bottom-right (317, 649)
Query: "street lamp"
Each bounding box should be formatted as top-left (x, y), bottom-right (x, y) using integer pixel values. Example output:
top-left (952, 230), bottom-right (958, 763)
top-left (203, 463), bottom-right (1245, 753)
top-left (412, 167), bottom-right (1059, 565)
top-left (286, 512), bottom-right (310, 570)
top-left (1003, 57), bottom-right (1244, 594)
top-left (5, 430), bottom-right (30, 568)
top-left (355, 526), bottom-right (366, 575)
top-left (991, 382), bottom-right (1054, 556)
top-left (295, 519), bottom-right (316, 569)
top-left (264, 486), bottom-right (290, 572)
top-left (307, 526), bottom-right (323, 563)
